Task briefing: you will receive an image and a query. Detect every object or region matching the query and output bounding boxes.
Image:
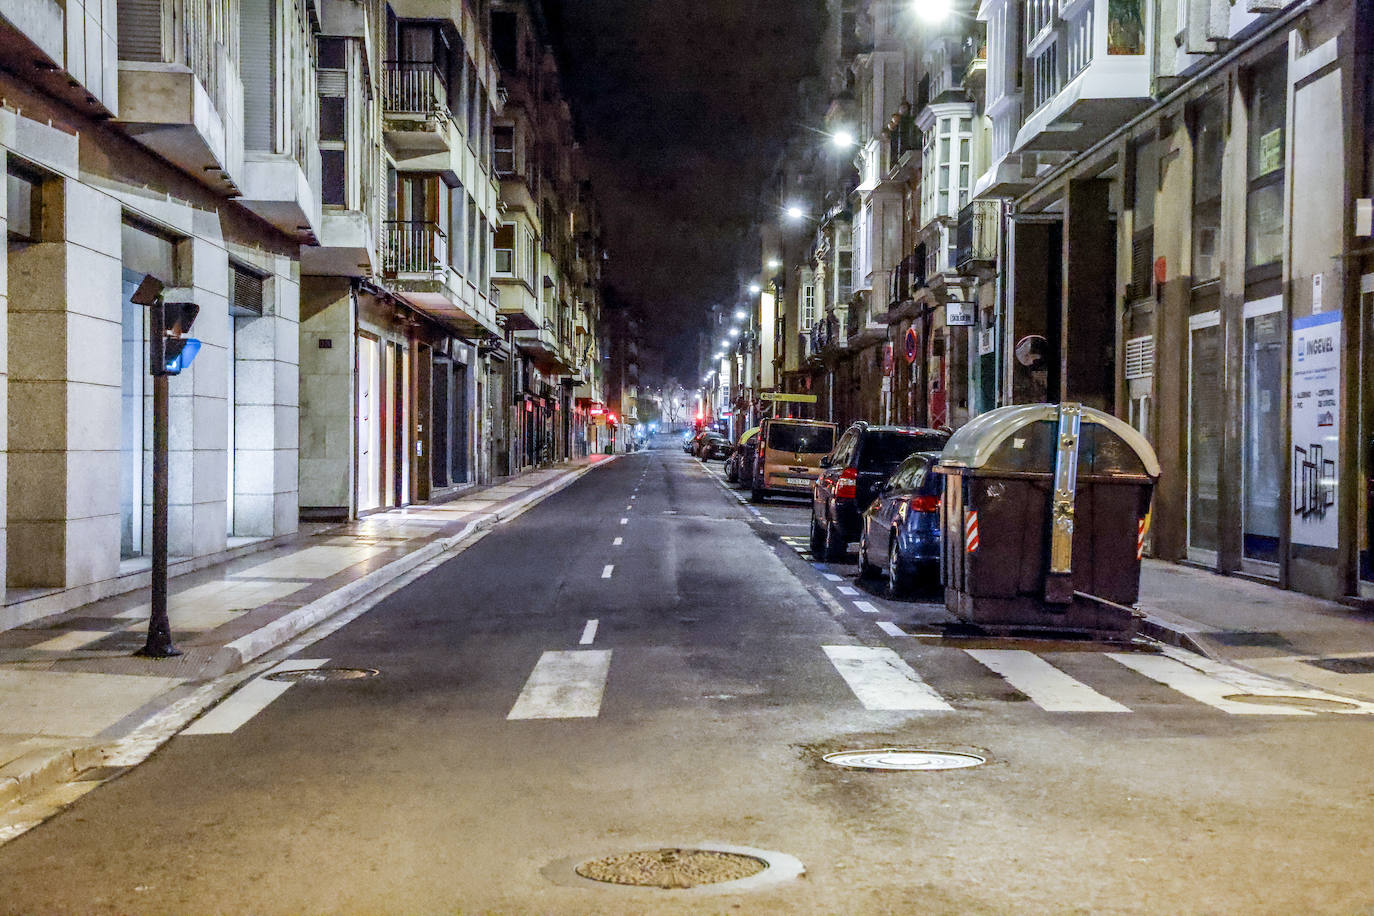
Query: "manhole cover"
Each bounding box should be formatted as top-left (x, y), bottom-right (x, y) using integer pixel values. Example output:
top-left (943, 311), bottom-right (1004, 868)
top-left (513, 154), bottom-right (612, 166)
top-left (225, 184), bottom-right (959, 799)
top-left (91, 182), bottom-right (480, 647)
top-left (823, 748), bottom-right (986, 771)
top-left (1304, 656), bottom-right (1374, 675)
top-left (575, 848), bottom-right (767, 889)
top-left (264, 667), bottom-right (379, 683)
top-left (1222, 693), bottom-right (1359, 712)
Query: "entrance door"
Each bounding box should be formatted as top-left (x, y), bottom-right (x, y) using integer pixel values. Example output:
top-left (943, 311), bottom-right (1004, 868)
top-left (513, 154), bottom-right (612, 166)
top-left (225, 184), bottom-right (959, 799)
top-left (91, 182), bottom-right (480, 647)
top-left (1187, 311), bottom-right (1222, 563)
top-left (357, 334), bottom-right (382, 513)
top-left (431, 359), bottom-right (450, 489)
top-left (1362, 275), bottom-right (1374, 594)
top-left (1241, 297), bottom-right (1284, 573)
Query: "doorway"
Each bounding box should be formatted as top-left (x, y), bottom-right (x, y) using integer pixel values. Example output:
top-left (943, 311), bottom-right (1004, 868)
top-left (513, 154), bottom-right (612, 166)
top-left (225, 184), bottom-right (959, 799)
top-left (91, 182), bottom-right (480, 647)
top-left (1240, 297), bottom-right (1284, 574)
top-left (1187, 311), bottom-right (1221, 563)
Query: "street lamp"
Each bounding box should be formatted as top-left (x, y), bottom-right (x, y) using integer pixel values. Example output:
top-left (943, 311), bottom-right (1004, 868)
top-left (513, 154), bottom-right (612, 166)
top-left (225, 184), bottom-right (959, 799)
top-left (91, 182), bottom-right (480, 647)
top-left (767, 258), bottom-right (781, 270)
top-left (912, 0), bottom-right (953, 21)
top-left (729, 327), bottom-right (740, 337)
top-left (748, 282), bottom-right (762, 294)
top-left (735, 309), bottom-right (747, 320)
top-left (832, 129), bottom-right (856, 150)
top-left (785, 204), bottom-right (806, 222)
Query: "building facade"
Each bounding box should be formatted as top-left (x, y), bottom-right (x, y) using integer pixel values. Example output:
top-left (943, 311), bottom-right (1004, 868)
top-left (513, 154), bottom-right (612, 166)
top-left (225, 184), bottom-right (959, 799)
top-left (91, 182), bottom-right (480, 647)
top-left (748, 0), bottom-right (1374, 602)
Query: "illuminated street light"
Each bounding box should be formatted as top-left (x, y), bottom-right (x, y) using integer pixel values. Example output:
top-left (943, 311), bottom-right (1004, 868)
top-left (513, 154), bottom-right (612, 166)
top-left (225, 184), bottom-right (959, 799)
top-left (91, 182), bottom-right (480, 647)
top-left (748, 282), bottom-right (762, 294)
top-left (912, 0), bottom-right (953, 21)
top-left (832, 129), bottom-right (856, 149)
top-left (729, 328), bottom-right (740, 337)
top-left (785, 204), bottom-right (806, 221)
top-left (767, 258), bottom-right (781, 270)
top-left (735, 310), bottom-right (747, 320)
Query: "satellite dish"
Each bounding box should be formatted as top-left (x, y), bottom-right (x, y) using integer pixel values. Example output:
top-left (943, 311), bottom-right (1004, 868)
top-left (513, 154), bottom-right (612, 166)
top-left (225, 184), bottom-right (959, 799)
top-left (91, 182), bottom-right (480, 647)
top-left (1014, 335), bottom-right (1049, 369)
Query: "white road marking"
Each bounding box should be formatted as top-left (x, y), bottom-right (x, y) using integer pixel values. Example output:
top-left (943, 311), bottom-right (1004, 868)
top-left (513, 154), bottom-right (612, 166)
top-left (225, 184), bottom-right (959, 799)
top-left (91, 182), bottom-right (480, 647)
top-left (823, 646), bottom-right (953, 711)
top-left (30, 630), bottom-right (110, 652)
top-left (836, 586), bottom-right (859, 596)
top-left (601, 564), bottom-right (614, 579)
top-left (822, 573), bottom-right (844, 582)
top-left (508, 650), bottom-right (613, 719)
top-left (966, 649), bottom-right (1130, 713)
top-left (853, 601), bottom-right (881, 614)
top-left (630, 495), bottom-right (637, 499)
top-left (1112, 647), bottom-right (1374, 715)
top-left (580, 619), bottom-right (599, 645)
top-left (181, 659), bottom-right (329, 734)
top-left (877, 621), bottom-right (909, 638)
top-left (620, 518), bottom-right (629, 525)
top-left (626, 505), bottom-right (633, 511)
top-left (613, 537), bottom-right (623, 546)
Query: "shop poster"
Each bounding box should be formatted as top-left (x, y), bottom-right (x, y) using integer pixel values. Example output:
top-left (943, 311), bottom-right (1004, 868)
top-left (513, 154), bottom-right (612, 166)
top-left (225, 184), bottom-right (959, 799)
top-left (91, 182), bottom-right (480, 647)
top-left (1290, 311), bottom-right (1340, 548)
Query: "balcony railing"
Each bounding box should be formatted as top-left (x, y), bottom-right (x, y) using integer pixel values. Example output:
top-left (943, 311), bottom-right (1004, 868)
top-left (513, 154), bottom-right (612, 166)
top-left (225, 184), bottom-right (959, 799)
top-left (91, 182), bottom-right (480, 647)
top-left (886, 113), bottom-right (919, 167)
top-left (383, 60), bottom-right (448, 117)
top-left (383, 220), bottom-right (446, 275)
top-left (889, 250), bottom-right (928, 307)
top-left (955, 200), bottom-right (1000, 271)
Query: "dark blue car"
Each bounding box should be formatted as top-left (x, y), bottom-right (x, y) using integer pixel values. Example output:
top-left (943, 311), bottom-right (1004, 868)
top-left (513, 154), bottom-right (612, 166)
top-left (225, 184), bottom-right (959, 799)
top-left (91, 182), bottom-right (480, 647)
top-left (857, 451), bottom-right (943, 597)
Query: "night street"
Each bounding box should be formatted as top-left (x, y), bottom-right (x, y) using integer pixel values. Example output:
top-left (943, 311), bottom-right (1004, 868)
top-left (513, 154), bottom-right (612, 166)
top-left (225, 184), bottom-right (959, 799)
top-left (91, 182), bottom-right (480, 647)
top-left (2, 440), bottom-right (1372, 914)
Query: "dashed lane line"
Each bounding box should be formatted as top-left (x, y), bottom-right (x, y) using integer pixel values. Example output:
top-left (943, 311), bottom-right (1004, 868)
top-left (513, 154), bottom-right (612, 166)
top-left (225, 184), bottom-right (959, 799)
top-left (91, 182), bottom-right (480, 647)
top-left (613, 537), bottom-right (623, 546)
top-left (579, 619), bottom-right (599, 645)
top-left (601, 564), bottom-right (614, 579)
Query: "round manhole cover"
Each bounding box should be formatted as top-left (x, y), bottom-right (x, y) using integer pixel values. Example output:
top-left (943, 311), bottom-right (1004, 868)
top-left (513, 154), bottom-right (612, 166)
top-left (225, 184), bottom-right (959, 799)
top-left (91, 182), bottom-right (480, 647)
top-left (264, 667), bottom-right (379, 683)
top-left (575, 848), bottom-right (768, 889)
top-left (823, 748), bottom-right (987, 771)
top-left (1222, 693), bottom-right (1359, 712)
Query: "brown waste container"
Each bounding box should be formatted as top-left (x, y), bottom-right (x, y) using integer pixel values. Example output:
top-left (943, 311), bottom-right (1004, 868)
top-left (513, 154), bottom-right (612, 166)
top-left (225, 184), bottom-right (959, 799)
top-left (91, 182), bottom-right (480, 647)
top-left (934, 403), bottom-right (1160, 638)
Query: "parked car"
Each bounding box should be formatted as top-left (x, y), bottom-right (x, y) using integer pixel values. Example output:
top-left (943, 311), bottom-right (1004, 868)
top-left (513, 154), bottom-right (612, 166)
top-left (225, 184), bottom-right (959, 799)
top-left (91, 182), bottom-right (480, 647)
top-left (697, 431), bottom-right (731, 460)
top-left (724, 427), bottom-right (759, 483)
top-left (858, 451), bottom-right (944, 596)
top-left (682, 430), bottom-right (698, 453)
top-left (751, 418), bottom-right (838, 502)
top-left (811, 422), bottom-right (950, 561)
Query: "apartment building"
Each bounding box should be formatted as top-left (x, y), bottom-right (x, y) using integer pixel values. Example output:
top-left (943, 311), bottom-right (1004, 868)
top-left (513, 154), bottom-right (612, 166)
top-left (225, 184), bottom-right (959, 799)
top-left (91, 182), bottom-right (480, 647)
top-left (759, 0), bottom-right (1373, 602)
top-left (490, 0), bottom-right (607, 469)
top-left (1, 0), bottom-right (308, 624)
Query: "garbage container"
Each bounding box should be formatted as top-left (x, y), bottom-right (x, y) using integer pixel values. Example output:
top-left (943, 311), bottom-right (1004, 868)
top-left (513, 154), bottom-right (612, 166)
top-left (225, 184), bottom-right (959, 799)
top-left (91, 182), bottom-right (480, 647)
top-left (935, 402), bottom-right (1160, 638)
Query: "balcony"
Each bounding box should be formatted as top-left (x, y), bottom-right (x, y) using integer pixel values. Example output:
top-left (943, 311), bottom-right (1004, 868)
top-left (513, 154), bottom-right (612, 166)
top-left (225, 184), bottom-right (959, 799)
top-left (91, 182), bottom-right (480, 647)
top-left (888, 249), bottom-right (927, 317)
top-left (382, 220), bottom-right (499, 337)
top-left (302, 208), bottom-right (377, 277)
top-left (515, 320), bottom-right (572, 374)
top-left (382, 60), bottom-right (452, 155)
top-left (955, 200), bottom-right (1000, 274)
top-left (844, 290), bottom-right (888, 348)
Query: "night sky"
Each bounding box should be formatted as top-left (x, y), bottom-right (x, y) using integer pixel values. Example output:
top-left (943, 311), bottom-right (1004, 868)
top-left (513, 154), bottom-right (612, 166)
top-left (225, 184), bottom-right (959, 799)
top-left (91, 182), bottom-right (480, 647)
top-left (545, 0), bottom-right (826, 378)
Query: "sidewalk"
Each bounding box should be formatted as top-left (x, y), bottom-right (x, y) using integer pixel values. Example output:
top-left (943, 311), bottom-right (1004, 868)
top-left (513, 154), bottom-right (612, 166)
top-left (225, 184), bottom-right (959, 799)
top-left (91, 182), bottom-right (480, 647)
top-left (1137, 559), bottom-right (1374, 702)
top-left (0, 456), bottom-right (612, 818)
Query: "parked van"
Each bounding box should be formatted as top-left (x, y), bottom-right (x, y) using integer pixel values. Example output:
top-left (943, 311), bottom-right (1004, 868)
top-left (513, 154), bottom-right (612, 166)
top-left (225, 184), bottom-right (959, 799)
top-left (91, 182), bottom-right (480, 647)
top-left (751, 418), bottom-right (838, 502)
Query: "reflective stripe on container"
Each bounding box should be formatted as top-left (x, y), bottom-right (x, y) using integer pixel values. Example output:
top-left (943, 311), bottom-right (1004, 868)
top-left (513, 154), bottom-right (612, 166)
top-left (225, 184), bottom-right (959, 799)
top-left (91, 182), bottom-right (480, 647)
top-left (965, 509), bottom-right (980, 553)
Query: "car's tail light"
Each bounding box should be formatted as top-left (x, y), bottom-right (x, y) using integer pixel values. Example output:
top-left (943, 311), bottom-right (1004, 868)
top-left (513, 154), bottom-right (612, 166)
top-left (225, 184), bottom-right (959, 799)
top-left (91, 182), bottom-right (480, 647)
top-left (836, 467), bottom-right (857, 499)
top-left (909, 494), bottom-right (941, 513)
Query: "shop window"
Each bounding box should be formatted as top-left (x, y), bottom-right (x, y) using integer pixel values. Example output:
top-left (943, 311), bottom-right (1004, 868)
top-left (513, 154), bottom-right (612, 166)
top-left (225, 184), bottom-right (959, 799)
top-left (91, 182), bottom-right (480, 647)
top-left (1245, 54), bottom-right (1286, 271)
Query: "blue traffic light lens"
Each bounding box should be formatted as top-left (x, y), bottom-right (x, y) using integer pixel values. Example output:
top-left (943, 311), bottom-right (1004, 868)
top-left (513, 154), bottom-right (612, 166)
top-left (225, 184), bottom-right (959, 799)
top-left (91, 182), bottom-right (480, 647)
top-left (165, 337), bottom-right (202, 374)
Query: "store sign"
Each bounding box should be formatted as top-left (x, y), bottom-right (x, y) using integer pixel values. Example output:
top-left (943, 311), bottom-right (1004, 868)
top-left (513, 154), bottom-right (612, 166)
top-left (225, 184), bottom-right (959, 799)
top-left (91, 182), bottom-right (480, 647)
top-left (978, 328), bottom-right (995, 355)
top-left (1290, 311), bottom-right (1341, 549)
top-left (946, 300), bottom-right (975, 327)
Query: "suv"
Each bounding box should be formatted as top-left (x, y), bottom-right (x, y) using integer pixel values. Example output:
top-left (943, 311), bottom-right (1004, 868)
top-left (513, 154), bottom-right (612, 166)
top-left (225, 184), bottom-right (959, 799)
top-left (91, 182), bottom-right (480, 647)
top-left (810, 423), bottom-right (950, 561)
top-left (750, 418), bottom-right (837, 502)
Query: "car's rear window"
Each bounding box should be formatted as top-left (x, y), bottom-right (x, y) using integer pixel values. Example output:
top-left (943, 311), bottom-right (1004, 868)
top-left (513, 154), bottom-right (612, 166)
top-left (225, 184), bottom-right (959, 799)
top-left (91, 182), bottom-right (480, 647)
top-left (767, 423), bottom-right (835, 454)
top-left (859, 431), bottom-right (948, 473)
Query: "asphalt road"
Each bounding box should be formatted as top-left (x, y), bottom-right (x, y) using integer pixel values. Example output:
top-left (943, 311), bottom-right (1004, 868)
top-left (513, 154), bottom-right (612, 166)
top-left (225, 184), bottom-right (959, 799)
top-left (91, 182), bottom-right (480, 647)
top-left (2, 437), bottom-right (1373, 914)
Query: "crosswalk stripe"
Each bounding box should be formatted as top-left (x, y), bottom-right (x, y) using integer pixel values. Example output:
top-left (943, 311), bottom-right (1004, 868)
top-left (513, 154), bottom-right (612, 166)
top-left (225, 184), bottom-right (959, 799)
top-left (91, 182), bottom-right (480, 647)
top-left (822, 573), bottom-right (843, 582)
top-left (823, 645), bottom-right (953, 711)
top-left (853, 601), bottom-right (880, 614)
top-left (182, 659), bottom-right (329, 734)
top-left (1108, 652), bottom-right (1320, 715)
top-left (836, 586), bottom-right (859, 596)
top-left (1143, 647), bottom-right (1374, 715)
top-left (876, 621), bottom-right (909, 638)
top-left (508, 650), bottom-right (613, 719)
top-left (965, 649), bottom-right (1130, 712)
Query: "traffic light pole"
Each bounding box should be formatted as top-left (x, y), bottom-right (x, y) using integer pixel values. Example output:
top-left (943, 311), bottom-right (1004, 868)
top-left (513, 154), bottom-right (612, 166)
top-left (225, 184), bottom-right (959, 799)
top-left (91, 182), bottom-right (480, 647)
top-left (136, 323), bottom-right (180, 657)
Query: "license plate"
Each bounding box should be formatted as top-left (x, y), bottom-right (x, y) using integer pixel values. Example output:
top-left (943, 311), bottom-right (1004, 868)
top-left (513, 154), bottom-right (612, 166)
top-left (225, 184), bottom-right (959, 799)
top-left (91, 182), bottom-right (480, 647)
top-left (786, 476), bottom-right (812, 486)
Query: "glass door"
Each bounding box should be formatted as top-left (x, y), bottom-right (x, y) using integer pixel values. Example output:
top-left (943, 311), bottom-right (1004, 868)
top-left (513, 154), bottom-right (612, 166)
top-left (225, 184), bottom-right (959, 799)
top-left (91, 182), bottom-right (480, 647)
top-left (1187, 311), bottom-right (1222, 563)
top-left (1241, 297), bottom-right (1284, 573)
top-left (357, 334), bottom-right (382, 513)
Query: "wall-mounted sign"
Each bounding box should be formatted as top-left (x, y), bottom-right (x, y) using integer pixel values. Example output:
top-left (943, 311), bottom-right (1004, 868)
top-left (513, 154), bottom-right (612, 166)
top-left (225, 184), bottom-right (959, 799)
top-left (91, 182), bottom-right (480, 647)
top-left (978, 328), bottom-right (995, 355)
top-left (904, 326), bottom-right (919, 364)
top-left (1290, 311), bottom-right (1340, 549)
top-left (946, 300), bottom-right (975, 327)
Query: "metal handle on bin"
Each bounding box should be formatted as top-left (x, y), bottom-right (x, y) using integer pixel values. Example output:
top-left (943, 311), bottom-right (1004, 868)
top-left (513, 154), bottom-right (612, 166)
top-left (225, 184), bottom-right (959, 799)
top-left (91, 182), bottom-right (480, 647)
top-left (1045, 403), bottom-right (1081, 603)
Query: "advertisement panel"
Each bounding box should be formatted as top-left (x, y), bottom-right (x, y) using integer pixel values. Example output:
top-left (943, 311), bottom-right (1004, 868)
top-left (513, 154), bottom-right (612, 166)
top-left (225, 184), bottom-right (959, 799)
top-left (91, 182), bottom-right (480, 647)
top-left (1290, 311), bottom-right (1340, 548)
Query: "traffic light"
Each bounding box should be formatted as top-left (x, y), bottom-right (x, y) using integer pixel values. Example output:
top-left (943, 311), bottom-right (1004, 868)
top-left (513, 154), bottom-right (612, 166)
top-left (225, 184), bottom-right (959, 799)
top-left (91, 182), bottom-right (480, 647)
top-left (150, 297), bottom-right (201, 377)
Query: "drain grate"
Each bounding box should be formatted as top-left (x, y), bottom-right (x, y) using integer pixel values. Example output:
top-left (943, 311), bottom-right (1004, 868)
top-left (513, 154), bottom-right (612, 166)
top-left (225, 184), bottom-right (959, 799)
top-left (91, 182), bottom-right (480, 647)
top-left (265, 666), bottom-right (379, 683)
top-left (823, 748), bottom-right (986, 771)
top-left (1222, 693), bottom-right (1359, 712)
top-left (1304, 656), bottom-right (1374, 675)
top-left (575, 848), bottom-right (767, 889)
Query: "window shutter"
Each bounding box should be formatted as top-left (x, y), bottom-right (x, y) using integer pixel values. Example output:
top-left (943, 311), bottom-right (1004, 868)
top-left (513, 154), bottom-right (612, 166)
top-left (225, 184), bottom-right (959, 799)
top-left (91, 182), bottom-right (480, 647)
top-left (1129, 228), bottom-right (1153, 300)
top-left (241, 0), bottom-right (275, 151)
top-left (118, 0), bottom-right (164, 61)
top-left (229, 265), bottom-right (266, 316)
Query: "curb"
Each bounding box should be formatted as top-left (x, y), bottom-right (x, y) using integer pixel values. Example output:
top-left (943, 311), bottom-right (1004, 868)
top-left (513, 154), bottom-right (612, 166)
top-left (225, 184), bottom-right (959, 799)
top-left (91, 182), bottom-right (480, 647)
top-left (0, 456), bottom-right (614, 824)
top-left (1137, 613), bottom-right (1213, 657)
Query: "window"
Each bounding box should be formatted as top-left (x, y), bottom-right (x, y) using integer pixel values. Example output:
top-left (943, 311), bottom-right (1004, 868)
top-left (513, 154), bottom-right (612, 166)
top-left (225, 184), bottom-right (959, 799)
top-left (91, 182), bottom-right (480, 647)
top-left (1107, 0), bottom-right (1145, 54)
top-left (321, 149), bottom-right (346, 206)
top-left (1245, 56), bottom-right (1286, 271)
top-left (6, 162), bottom-right (44, 242)
top-left (447, 184), bottom-right (467, 273)
top-left (494, 223), bottom-right (515, 274)
top-left (803, 283), bottom-right (816, 330)
top-left (317, 36), bottom-right (346, 69)
top-left (494, 126), bottom-right (515, 174)
top-left (467, 196), bottom-right (478, 280)
top-left (479, 215), bottom-right (489, 287)
top-left (319, 96), bottom-right (346, 142)
top-left (1191, 91), bottom-right (1225, 283)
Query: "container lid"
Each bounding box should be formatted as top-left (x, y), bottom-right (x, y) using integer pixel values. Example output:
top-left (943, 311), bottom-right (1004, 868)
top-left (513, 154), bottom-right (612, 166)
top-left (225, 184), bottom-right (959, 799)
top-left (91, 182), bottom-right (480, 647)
top-left (937, 404), bottom-right (1160, 478)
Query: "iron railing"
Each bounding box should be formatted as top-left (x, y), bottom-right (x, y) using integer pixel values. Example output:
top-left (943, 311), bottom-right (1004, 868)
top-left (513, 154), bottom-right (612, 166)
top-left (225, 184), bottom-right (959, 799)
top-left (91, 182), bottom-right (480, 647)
top-left (955, 200), bottom-right (1000, 271)
top-left (383, 60), bottom-right (448, 117)
top-left (887, 114), bottom-right (919, 165)
top-left (382, 220), bottom-right (446, 275)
